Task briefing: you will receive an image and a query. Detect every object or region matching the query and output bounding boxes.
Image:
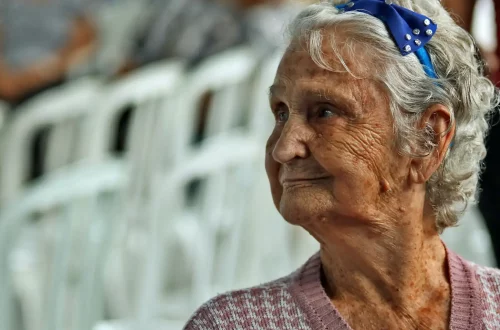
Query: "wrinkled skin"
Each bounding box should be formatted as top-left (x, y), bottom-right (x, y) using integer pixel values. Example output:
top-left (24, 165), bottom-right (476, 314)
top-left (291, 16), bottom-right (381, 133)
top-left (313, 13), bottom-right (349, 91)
top-left (265, 38), bottom-right (455, 329)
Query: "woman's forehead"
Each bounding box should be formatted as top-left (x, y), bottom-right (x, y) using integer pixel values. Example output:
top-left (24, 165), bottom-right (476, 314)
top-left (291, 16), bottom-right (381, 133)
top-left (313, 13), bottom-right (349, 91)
top-left (277, 49), bottom-right (332, 75)
top-left (283, 31), bottom-right (377, 72)
top-left (276, 46), bottom-right (371, 82)
top-left (273, 50), bottom-right (361, 96)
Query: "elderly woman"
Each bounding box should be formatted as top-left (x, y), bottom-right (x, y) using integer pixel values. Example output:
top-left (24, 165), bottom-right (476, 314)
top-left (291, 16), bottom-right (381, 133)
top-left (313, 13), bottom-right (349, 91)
top-left (184, 0), bottom-right (500, 329)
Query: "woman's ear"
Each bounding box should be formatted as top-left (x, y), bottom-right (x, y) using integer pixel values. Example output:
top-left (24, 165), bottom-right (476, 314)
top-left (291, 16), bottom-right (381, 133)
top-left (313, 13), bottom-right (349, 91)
top-left (409, 104), bottom-right (455, 184)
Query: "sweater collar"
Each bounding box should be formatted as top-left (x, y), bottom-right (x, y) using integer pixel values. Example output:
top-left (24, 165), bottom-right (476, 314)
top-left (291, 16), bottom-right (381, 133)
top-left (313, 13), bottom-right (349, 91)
top-left (290, 245), bottom-right (482, 330)
top-left (446, 246), bottom-right (483, 330)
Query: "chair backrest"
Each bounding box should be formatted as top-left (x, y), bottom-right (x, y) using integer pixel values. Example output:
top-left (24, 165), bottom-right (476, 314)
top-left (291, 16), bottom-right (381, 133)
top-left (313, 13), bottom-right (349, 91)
top-left (0, 161), bottom-right (127, 330)
top-left (83, 60), bottom-right (184, 161)
top-left (0, 78), bottom-right (102, 207)
top-left (170, 47), bottom-right (258, 165)
top-left (82, 60), bottom-right (185, 229)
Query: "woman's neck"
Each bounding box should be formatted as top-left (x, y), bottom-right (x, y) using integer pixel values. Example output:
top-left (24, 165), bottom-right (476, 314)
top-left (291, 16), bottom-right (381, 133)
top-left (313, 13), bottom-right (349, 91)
top-left (305, 195), bottom-right (451, 327)
top-left (320, 226), bottom-right (447, 305)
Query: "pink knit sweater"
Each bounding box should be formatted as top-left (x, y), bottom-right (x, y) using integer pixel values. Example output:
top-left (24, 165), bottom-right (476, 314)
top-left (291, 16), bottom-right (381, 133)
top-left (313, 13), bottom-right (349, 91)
top-left (184, 248), bottom-right (500, 329)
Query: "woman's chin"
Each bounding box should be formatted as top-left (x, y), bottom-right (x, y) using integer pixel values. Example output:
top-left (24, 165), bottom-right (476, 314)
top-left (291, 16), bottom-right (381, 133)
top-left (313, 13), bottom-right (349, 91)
top-left (278, 186), bottom-right (335, 226)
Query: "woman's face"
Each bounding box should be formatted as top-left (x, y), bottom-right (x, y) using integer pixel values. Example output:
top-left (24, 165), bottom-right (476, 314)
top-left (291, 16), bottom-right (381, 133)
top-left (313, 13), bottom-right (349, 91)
top-left (265, 44), bottom-right (410, 229)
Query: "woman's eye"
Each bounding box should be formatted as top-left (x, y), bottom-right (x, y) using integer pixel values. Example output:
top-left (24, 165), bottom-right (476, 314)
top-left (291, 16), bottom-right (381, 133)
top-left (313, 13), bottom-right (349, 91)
top-left (318, 105), bottom-right (337, 118)
top-left (277, 110), bottom-right (289, 122)
top-left (275, 104), bottom-right (289, 123)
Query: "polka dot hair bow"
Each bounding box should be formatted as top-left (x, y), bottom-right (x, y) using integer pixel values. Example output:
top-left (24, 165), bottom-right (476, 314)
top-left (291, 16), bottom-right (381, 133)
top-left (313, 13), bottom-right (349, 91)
top-left (335, 0), bottom-right (438, 78)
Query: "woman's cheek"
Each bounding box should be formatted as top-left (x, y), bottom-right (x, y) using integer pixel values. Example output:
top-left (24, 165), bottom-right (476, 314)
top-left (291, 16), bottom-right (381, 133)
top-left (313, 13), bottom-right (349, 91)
top-left (309, 129), bottom-right (346, 172)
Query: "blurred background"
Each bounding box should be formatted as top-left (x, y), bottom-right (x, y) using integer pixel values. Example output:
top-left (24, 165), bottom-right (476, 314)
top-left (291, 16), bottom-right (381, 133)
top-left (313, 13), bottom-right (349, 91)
top-left (0, 0), bottom-right (497, 329)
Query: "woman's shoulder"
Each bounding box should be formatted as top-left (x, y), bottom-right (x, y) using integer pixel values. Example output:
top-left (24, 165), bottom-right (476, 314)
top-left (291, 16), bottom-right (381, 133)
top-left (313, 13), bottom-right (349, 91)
top-left (183, 271), bottom-right (310, 330)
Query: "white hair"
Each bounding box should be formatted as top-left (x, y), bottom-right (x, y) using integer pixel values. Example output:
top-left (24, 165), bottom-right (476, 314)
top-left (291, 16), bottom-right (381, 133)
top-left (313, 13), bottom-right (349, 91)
top-left (286, 0), bottom-right (499, 231)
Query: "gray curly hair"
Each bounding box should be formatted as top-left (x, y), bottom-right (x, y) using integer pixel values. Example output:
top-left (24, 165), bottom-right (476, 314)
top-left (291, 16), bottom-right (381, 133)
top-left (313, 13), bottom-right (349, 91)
top-left (286, 0), bottom-right (498, 231)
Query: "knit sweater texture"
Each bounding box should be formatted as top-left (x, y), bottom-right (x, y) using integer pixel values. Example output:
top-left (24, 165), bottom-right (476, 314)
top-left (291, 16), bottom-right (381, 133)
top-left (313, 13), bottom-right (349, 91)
top-left (183, 248), bottom-right (500, 329)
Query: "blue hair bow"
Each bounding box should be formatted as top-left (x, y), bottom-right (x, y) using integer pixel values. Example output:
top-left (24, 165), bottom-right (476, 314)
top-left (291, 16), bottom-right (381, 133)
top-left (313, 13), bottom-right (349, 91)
top-left (335, 0), bottom-right (438, 79)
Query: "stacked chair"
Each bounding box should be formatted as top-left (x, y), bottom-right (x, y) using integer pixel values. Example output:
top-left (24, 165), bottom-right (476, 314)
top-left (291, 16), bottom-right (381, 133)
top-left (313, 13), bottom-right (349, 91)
top-left (0, 45), bottom-right (494, 330)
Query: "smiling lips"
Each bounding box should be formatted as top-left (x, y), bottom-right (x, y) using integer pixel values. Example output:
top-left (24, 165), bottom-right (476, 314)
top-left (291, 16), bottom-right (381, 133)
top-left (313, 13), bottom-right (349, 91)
top-left (278, 164), bottom-right (332, 187)
top-left (280, 176), bottom-right (331, 186)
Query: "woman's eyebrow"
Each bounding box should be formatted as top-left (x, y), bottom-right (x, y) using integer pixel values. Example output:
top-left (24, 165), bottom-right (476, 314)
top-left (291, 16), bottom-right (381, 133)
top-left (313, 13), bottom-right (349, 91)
top-left (298, 86), bottom-right (356, 105)
top-left (268, 84), bottom-right (284, 99)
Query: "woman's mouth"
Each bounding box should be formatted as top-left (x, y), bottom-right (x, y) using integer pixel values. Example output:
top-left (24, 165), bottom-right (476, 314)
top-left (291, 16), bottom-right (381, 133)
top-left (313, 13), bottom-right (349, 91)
top-left (281, 176), bottom-right (331, 187)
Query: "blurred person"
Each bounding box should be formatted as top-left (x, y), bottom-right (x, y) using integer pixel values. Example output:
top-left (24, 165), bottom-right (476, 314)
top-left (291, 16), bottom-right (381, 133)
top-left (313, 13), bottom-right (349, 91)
top-left (0, 0), bottom-right (96, 106)
top-left (443, 0), bottom-right (500, 79)
top-left (221, 0), bottom-right (303, 56)
top-left (185, 0), bottom-right (500, 329)
top-left (124, 0), bottom-right (301, 71)
top-left (444, 0), bottom-right (500, 266)
top-left (0, 0), bottom-right (96, 179)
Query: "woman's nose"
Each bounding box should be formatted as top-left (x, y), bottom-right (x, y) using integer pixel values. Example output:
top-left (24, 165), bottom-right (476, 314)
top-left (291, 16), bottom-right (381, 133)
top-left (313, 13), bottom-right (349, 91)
top-left (272, 118), bottom-right (311, 164)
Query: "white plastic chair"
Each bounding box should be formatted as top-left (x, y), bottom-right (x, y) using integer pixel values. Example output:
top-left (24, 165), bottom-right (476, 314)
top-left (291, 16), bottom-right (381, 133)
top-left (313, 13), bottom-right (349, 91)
top-left (103, 48), bottom-right (260, 325)
top-left (80, 60), bottom-right (185, 320)
top-left (83, 60), bottom-right (184, 163)
top-left (141, 131), bottom-right (262, 323)
top-left (0, 160), bottom-right (128, 330)
top-left (83, 59), bottom-right (184, 224)
top-left (0, 78), bottom-right (103, 207)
